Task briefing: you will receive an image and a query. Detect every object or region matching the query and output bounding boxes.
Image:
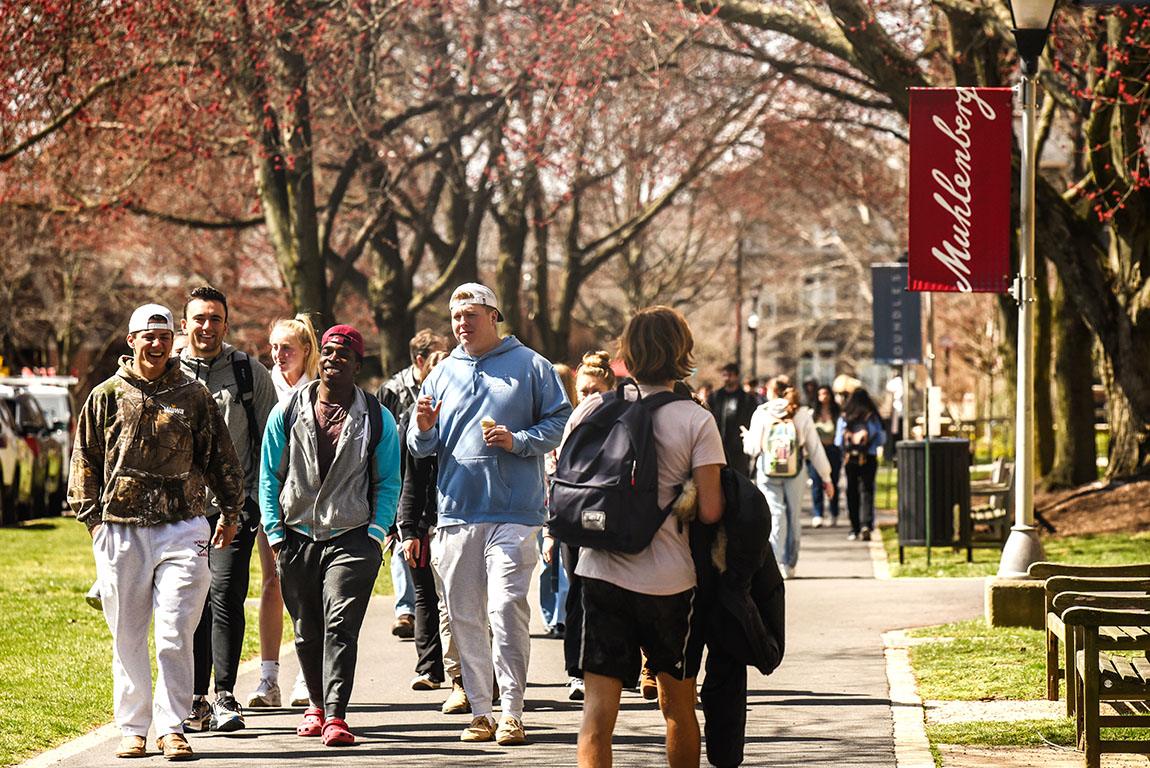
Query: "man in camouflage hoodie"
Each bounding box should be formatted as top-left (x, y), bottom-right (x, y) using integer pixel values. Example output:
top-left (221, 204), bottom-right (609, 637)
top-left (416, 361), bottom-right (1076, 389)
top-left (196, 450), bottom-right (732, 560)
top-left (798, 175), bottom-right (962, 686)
top-left (69, 303), bottom-right (245, 761)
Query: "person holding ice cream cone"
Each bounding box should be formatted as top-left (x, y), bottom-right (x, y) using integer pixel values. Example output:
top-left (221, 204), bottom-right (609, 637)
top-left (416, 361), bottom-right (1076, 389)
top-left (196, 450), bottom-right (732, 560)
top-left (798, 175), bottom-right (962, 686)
top-left (408, 283), bottom-right (572, 746)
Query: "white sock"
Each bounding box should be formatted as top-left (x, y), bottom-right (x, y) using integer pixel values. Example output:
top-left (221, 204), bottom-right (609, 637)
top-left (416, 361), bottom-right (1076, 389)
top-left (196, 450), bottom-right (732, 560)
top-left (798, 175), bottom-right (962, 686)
top-left (261, 660), bottom-right (280, 682)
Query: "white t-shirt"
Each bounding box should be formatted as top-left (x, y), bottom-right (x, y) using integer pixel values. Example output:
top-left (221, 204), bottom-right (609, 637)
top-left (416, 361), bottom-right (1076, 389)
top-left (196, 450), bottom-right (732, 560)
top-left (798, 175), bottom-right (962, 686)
top-left (566, 383), bottom-right (726, 596)
top-left (272, 367), bottom-right (312, 405)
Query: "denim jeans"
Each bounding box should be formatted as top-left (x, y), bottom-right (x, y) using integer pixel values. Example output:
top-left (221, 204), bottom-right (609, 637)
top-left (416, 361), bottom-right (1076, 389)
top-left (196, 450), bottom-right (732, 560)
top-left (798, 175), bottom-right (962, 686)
top-left (537, 530), bottom-right (569, 628)
top-left (757, 459), bottom-right (807, 569)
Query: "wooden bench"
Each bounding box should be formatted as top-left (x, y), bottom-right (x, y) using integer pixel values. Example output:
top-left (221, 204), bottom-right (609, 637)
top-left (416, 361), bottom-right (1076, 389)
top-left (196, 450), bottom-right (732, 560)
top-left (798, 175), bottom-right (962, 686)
top-left (1062, 600), bottom-right (1150, 768)
top-left (1028, 562), bottom-right (1150, 711)
top-left (969, 458), bottom-right (1012, 544)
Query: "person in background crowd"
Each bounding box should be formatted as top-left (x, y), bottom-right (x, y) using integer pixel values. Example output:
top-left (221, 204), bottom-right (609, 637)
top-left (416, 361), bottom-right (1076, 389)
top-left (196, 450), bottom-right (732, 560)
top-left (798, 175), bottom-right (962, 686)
top-left (408, 283), bottom-right (571, 746)
top-left (171, 332), bottom-right (189, 358)
top-left (743, 376), bottom-right (764, 405)
top-left (377, 330), bottom-right (450, 641)
top-left (802, 378), bottom-right (819, 410)
top-left (543, 350), bottom-right (617, 702)
top-left (570, 306), bottom-right (725, 768)
top-left (809, 384), bottom-right (842, 528)
top-left (70, 303), bottom-right (244, 761)
top-left (259, 325), bottom-right (402, 746)
top-left (247, 313), bottom-right (321, 709)
top-left (396, 350), bottom-right (461, 700)
top-left (744, 378), bottom-right (833, 579)
top-left (180, 286), bottom-right (277, 734)
top-left (706, 362), bottom-right (758, 476)
top-left (695, 380), bottom-right (714, 405)
top-left (538, 363), bottom-right (577, 642)
top-left (835, 388), bottom-right (886, 542)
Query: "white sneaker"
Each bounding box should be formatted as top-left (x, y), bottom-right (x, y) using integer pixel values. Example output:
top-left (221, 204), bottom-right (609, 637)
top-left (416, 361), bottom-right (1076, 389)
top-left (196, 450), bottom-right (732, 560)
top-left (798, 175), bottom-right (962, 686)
top-left (567, 676), bottom-right (585, 701)
top-left (289, 670), bottom-right (310, 707)
top-left (246, 677), bottom-right (281, 708)
top-left (410, 672), bottom-right (442, 691)
top-left (811, 517), bottom-right (824, 528)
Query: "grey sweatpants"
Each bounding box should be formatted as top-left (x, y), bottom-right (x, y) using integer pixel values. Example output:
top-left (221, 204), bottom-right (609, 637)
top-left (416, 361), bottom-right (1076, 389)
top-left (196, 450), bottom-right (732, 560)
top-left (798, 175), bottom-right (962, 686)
top-left (433, 522), bottom-right (539, 720)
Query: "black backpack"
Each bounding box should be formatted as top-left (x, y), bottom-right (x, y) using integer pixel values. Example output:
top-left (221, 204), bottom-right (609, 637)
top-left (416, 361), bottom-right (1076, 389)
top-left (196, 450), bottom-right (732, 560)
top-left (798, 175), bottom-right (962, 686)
top-left (548, 379), bottom-right (689, 554)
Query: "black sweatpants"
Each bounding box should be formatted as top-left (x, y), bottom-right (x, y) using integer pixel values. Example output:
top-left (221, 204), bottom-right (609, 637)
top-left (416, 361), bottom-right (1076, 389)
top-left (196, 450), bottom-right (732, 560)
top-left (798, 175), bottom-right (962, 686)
top-left (561, 542), bottom-right (584, 678)
top-left (278, 526), bottom-right (381, 720)
top-left (193, 498), bottom-right (259, 695)
top-left (410, 533), bottom-right (444, 681)
top-left (845, 458), bottom-right (879, 535)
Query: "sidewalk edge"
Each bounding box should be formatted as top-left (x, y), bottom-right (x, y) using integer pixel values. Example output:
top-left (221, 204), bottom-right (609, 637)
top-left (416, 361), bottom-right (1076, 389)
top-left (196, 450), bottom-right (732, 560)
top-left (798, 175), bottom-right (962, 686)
top-left (884, 629), bottom-right (934, 768)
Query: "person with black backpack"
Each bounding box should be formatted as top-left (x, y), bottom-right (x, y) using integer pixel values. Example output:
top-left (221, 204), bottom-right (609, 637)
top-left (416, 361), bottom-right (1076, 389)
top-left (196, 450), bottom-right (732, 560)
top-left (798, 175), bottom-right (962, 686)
top-left (258, 325), bottom-right (402, 746)
top-left (179, 286), bottom-right (278, 734)
top-left (558, 306), bottom-right (725, 768)
top-left (834, 387), bottom-right (887, 542)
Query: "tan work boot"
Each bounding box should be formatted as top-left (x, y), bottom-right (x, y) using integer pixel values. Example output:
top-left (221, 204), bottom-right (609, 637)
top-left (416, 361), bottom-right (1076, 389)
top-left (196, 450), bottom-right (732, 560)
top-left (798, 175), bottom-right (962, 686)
top-left (460, 714), bottom-right (496, 742)
top-left (441, 677), bottom-right (471, 714)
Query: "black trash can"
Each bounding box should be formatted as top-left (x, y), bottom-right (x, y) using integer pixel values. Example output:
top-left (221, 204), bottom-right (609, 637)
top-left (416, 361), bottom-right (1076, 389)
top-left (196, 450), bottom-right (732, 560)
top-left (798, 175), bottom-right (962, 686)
top-left (897, 439), bottom-right (972, 562)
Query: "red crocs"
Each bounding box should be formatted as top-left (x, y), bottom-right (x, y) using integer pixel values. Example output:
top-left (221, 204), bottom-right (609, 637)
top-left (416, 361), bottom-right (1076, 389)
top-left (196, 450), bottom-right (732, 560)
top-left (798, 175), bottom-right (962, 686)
top-left (321, 718), bottom-right (355, 746)
top-left (296, 707), bottom-right (324, 737)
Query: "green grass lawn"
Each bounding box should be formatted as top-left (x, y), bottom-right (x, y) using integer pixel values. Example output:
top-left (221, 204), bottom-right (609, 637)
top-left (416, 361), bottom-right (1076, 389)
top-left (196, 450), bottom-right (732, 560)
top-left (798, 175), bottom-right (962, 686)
top-left (880, 525), bottom-right (1150, 578)
top-left (908, 617), bottom-right (1147, 750)
top-left (0, 518), bottom-right (395, 767)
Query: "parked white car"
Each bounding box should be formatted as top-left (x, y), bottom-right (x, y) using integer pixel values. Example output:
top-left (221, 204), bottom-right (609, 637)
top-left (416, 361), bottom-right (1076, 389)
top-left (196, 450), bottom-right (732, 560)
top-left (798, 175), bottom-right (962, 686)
top-left (0, 403), bottom-right (34, 525)
top-left (20, 380), bottom-right (75, 484)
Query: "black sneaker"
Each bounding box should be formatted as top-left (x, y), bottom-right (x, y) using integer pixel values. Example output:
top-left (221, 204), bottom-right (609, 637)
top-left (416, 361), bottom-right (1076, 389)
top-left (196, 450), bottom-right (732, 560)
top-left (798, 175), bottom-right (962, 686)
top-left (183, 695), bottom-right (212, 732)
top-left (210, 694), bottom-right (246, 732)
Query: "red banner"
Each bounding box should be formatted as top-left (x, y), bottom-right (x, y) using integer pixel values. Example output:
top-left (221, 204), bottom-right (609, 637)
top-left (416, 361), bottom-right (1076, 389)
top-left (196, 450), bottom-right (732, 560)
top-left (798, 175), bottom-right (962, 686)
top-left (908, 87), bottom-right (1013, 293)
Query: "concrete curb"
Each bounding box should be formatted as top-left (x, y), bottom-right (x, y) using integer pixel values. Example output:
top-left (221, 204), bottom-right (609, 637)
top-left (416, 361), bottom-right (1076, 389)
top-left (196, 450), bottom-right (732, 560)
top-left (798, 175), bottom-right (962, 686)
top-left (18, 642), bottom-right (292, 766)
top-left (870, 531), bottom-right (892, 580)
top-left (884, 629), bottom-right (934, 768)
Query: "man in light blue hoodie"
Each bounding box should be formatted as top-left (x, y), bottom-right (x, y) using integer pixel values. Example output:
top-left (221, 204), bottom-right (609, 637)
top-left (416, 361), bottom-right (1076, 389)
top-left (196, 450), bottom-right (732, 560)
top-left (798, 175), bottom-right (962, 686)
top-left (408, 283), bottom-right (571, 746)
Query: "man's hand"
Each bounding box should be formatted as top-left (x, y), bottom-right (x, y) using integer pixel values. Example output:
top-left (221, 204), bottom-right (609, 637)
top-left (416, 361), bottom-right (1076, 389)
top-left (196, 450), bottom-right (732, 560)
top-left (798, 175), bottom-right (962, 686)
top-left (89, 522), bottom-right (102, 539)
top-left (483, 423), bottom-right (514, 451)
top-left (541, 534), bottom-right (555, 564)
top-left (415, 395), bottom-right (442, 432)
top-left (213, 521), bottom-right (238, 549)
top-left (401, 538), bottom-right (421, 567)
top-left (823, 480), bottom-right (835, 500)
top-left (271, 542), bottom-right (281, 557)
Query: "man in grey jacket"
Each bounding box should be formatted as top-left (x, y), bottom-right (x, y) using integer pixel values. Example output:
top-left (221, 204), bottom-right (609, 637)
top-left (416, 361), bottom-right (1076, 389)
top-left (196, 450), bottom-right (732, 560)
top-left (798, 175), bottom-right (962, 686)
top-left (259, 324), bottom-right (402, 746)
top-left (179, 286), bottom-right (278, 733)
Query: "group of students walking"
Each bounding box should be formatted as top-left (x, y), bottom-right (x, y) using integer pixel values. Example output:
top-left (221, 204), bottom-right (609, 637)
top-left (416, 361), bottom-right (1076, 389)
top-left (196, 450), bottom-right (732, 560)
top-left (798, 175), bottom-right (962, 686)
top-left (71, 283), bottom-right (738, 766)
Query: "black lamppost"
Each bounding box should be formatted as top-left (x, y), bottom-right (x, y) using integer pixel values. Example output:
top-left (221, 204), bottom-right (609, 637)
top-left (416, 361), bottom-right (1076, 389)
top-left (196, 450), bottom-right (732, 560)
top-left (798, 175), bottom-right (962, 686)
top-left (998, 0), bottom-right (1058, 577)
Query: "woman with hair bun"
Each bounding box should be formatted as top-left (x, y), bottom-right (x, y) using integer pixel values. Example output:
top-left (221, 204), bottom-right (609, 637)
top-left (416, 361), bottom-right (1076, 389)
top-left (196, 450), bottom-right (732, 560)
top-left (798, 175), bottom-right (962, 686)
top-left (574, 350), bottom-right (616, 402)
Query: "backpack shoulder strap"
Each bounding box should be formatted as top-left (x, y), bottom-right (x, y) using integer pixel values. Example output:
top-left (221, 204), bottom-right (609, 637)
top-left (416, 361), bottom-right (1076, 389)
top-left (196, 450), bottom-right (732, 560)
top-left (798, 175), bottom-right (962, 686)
top-left (283, 387), bottom-right (303, 451)
top-left (360, 387), bottom-right (384, 510)
top-left (231, 351), bottom-right (258, 456)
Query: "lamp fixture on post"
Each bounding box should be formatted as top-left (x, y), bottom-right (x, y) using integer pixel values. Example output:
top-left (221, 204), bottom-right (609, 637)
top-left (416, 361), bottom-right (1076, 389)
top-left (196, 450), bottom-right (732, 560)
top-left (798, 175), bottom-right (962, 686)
top-left (998, 0), bottom-right (1057, 577)
top-left (747, 311), bottom-right (760, 382)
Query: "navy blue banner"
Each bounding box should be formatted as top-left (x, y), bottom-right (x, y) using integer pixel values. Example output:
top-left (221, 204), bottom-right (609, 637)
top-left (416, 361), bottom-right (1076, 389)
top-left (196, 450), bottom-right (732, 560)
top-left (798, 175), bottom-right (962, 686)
top-left (872, 264), bottom-right (923, 364)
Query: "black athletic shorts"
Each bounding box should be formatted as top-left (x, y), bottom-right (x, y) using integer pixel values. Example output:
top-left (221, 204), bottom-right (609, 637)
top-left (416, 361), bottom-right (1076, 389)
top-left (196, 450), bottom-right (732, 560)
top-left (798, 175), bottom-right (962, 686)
top-left (579, 577), bottom-right (697, 688)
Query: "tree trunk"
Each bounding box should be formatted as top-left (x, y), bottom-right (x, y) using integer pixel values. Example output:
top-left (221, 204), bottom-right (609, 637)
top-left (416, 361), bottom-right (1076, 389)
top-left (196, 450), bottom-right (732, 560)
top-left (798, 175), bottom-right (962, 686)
top-left (369, 212), bottom-right (414, 377)
top-left (1047, 275), bottom-right (1099, 488)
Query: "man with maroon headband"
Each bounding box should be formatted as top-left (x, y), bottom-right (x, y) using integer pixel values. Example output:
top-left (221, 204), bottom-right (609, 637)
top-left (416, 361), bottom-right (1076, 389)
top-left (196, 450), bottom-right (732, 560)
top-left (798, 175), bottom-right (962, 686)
top-left (259, 325), bottom-right (401, 746)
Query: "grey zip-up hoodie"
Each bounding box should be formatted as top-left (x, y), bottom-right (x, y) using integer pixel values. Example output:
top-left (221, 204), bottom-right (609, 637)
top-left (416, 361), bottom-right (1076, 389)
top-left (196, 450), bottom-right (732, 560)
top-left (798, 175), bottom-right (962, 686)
top-left (259, 381), bottom-right (402, 544)
top-left (180, 342), bottom-right (277, 503)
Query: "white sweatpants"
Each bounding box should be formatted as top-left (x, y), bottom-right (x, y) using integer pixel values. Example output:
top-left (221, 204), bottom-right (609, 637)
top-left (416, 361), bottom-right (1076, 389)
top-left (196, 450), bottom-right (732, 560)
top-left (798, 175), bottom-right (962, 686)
top-left (92, 517), bottom-right (212, 737)
top-left (433, 522), bottom-right (539, 720)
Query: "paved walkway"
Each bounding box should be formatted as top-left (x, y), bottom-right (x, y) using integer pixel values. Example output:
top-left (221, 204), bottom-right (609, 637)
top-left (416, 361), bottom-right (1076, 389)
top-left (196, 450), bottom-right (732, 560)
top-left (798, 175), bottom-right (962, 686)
top-left (26, 517), bottom-right (985, 767)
